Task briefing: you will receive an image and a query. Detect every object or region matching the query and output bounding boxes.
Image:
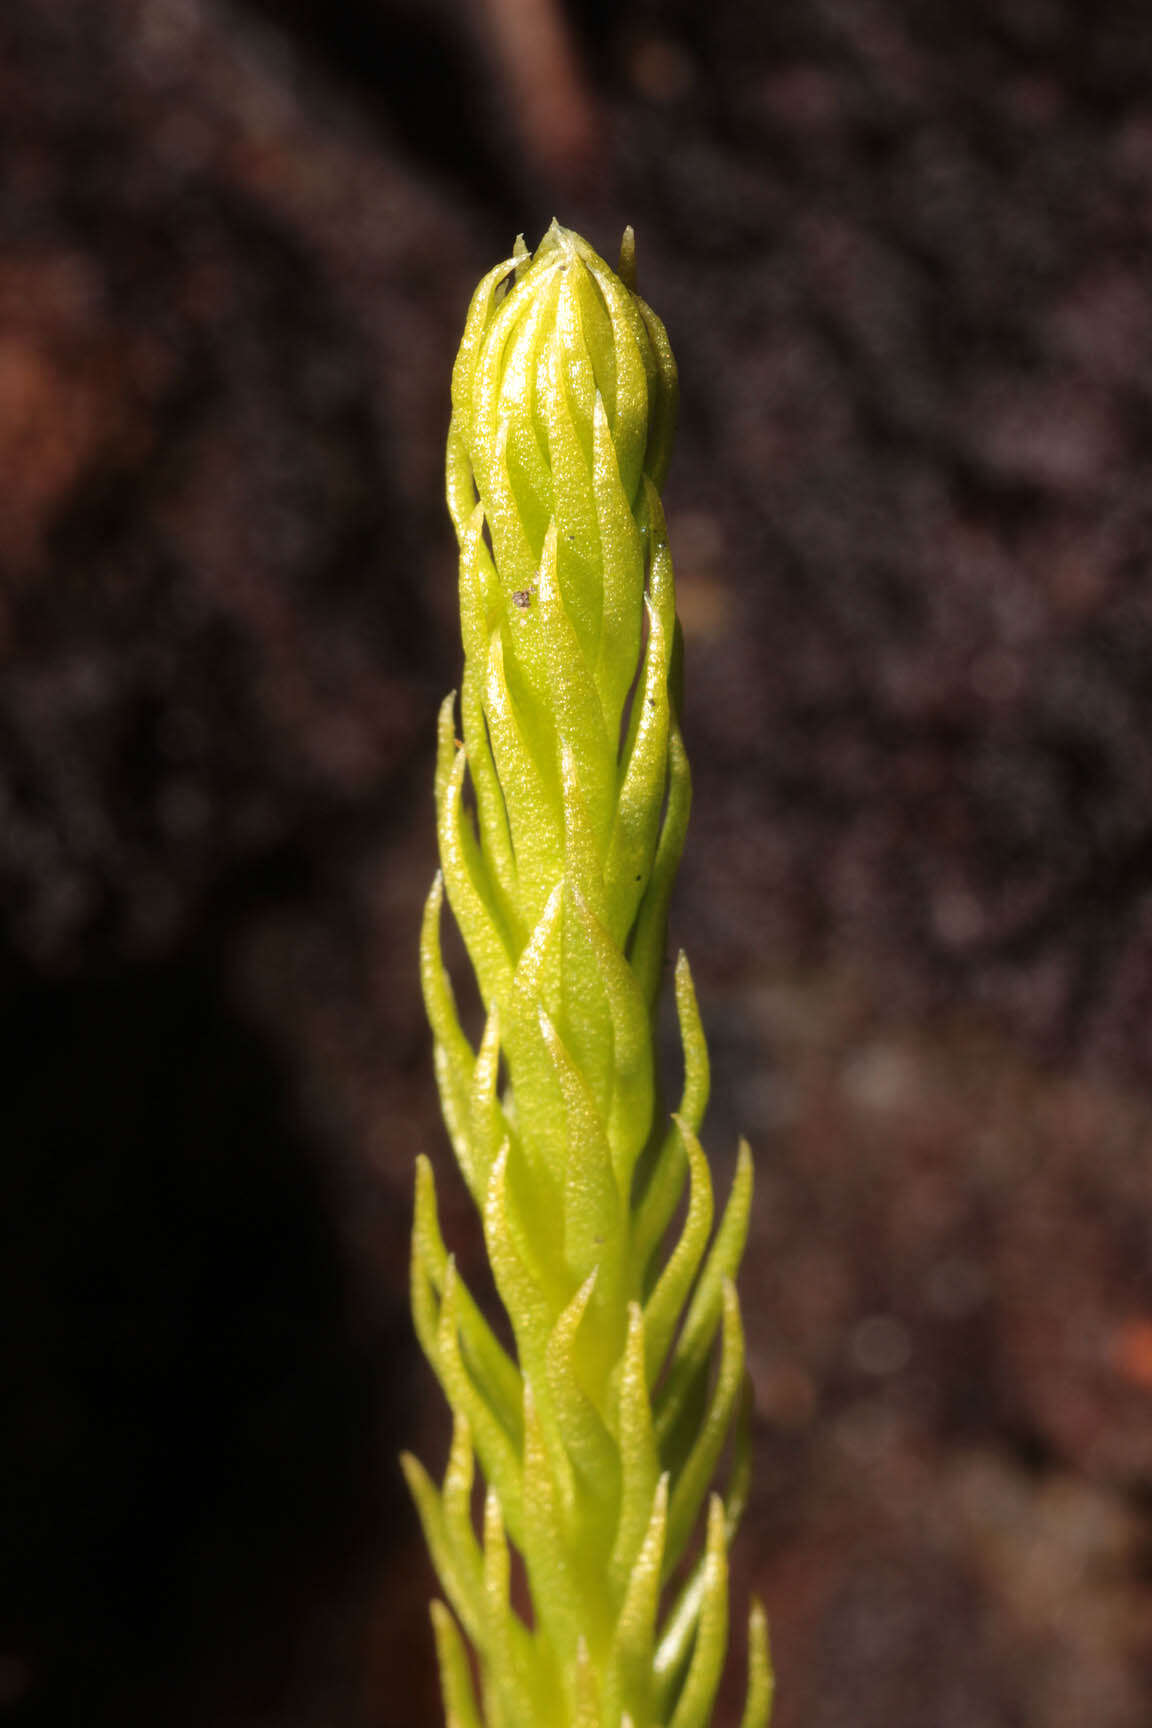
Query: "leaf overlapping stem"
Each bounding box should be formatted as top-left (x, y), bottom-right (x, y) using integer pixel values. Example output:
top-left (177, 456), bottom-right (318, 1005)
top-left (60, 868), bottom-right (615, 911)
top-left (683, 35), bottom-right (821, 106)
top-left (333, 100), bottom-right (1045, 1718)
top-left (408, 224), bottom-right (771, 1728)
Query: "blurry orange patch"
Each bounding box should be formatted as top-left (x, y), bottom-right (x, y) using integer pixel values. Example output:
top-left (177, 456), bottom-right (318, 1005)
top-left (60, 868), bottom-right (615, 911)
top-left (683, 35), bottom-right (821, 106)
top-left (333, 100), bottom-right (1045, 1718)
top-left (670, 510), bottom-right (733, 641)
top-left (0, 336), bottom-right (102, 570)
top-left (1111, 1318), bottom-right (1152, 1388)
top-left (0, 253), bottom-right (154, 584)
top-left (629, 32), bottom-right (697, 105)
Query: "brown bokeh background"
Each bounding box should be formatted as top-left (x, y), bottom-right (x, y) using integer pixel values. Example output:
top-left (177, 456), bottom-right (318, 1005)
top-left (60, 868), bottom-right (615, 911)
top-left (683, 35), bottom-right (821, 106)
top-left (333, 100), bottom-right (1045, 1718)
top-left (3, 1), bottom-right (1152, 1724)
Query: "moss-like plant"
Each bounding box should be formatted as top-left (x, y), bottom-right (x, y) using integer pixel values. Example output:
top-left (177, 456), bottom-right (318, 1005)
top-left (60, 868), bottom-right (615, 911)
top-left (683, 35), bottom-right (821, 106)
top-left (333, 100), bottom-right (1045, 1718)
top-left (404, 222), bottom-right (771, 1728)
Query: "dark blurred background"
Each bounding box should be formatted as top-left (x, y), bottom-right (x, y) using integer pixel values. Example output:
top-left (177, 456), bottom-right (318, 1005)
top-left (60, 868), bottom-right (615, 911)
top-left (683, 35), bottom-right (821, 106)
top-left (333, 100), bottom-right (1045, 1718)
top-left (3, 0), bottom-right (1152, 1723)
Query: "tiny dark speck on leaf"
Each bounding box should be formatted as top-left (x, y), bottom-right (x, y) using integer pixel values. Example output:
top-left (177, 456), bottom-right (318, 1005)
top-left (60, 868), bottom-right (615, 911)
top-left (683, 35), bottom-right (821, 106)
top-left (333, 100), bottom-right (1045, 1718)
top-left (647, 697), bottom-right (656, 708)
top-left (513, 590), bottom-right (532, 609)
top-left (635, 873), bottom-right (642, 881)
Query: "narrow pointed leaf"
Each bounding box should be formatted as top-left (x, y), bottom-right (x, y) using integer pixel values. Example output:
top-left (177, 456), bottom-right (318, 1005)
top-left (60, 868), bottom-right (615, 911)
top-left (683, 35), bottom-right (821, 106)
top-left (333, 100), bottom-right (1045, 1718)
top-left (657, 1142), bottom-right (754, 1444)
top-left (609, 1304), bottom-right (661, 1592)
top-left (666, 1497), bottom-right (729, 1728)
top-left (740, 1602), bottom-right (775, 1728)
top-left (643, 1119), bottom-right (714, 1385)
top-left (413, 1157), bottom-right (523, 1444)
top-left (663, 1282), bottom-right (746, 1579)
top-left (431, 1601), bottom-right (485, 1728)
top-left (608, 1473), bottom-right (669, 1727)
top-left (401, 1454), bottom-right (483, 1646)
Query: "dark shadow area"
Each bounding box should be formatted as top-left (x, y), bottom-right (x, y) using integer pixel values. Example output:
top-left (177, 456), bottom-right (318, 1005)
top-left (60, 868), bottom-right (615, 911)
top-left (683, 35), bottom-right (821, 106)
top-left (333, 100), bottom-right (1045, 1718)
top-left (0, 952), bottom-right (389, 1727)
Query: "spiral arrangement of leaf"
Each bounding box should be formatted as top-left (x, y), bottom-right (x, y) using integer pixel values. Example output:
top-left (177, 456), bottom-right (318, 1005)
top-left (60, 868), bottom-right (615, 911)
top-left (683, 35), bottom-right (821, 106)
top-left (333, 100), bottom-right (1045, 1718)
top-left (405, 222), bottom-right (772, 1728)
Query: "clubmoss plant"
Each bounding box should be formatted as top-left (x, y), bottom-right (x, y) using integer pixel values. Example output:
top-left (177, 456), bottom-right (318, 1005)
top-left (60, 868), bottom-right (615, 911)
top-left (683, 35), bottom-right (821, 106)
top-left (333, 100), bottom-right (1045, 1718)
top-left (405, 222), bottom-right (772, 1728)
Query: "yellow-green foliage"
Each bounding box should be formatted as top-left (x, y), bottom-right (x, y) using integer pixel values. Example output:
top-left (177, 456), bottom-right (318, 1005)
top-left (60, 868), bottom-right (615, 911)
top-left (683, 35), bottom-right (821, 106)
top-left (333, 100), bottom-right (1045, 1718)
top-left (405, 222), bottom-right (772, 1728)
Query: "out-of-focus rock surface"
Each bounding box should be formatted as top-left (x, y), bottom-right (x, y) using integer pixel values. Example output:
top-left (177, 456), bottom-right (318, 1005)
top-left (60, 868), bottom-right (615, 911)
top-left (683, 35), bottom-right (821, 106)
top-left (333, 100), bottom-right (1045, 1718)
top-left (2, 0), bottom-right (1151, 1724)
